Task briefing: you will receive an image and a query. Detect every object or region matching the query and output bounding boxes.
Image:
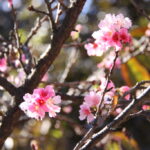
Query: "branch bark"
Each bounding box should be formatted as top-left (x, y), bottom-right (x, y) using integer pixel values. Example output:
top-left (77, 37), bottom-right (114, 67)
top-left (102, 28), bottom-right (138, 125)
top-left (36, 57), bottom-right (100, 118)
top-left (0, 76), bottom-right (17, 96)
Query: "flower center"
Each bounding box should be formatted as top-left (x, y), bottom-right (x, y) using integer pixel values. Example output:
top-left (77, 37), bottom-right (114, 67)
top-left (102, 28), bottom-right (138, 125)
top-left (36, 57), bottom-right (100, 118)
top-left (37, 99), bottom-right (45, 105)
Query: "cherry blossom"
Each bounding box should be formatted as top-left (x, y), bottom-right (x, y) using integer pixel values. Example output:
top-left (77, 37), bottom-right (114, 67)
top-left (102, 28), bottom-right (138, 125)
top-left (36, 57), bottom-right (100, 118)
top-left (84, 91), bottom-right (102, 107)
top-left (100, 77), bottom-right (115, 92)
top-left (79, 104), bottom-right (95, 123)
top-left (97, 52), bottom-right (121, 69)
top-left (119, 86), bottom-right (130, 100)
top-left (79, 90), bottom-right (102, 123)
top-left (98, 14), bottom-right (132, 31)
top-left (84, 42), bottom-right (103, 56)
top-left (104, 91), bottom-right (115, 105)
top-left (142, 105), bottom-right (150, 110)
top-left (0, 58), bottom-right (7, 72)
top-left (20, 85), bottom-right (61, 120)
top-left (85, 13), bottom-right (132, 56)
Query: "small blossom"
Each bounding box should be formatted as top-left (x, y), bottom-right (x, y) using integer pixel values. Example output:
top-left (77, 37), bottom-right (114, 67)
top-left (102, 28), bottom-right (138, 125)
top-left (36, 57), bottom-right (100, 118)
top-left (104, 91), bottom-right (115, 105)
top-left (119, 86), bottom-right (130, 100)
top-left (84, 42), bottom-right (104, 56)
top-left (79, 104), bottom-right (95, 123)
top-left (84, 91), bottom-right (101, 107)
top-left (142, 105), bottom-right (150, 110)
top-left (100, 77), bottom-right (115, 91)
top-left (0, 58), bottom-right (7, 72)
top-left (20, 85), bottom-right (61, 120)
top-left (97, 52), bottom-right (121, 69)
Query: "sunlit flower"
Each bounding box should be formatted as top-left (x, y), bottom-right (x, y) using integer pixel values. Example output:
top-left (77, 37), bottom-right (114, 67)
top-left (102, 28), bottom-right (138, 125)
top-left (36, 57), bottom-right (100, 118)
top-left (79, 104), bottom-right (95, 123)
top-left (119, 86), bottom-right (130, 100)
top-left (20, 85), bottom-right (61, 120)
top-left (85, 13), bottom-right (132, 55)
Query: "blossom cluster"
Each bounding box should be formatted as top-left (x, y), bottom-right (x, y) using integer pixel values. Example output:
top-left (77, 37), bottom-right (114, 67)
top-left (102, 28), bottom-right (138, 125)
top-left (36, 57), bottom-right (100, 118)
top-left (20, 85), bottom-right (61, 120)
top-left (79, 78), bottom-right (130, 123)
top-left (85, 14), bottom-right (132, 56)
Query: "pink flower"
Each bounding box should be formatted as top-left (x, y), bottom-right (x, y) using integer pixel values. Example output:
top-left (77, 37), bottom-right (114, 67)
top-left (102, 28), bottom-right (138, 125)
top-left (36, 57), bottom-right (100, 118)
top-left (119, 28), bottom-right (132, 44)
top-left (79, 104), bottom-right (94, 123)
top-left (20, 85), bottom-right (61, 120)
top-left (98, 14), bottom-right (132, 31)
top-left (33, 85), bottom-right (55, 100)
top-left (100, 77), bottom-right (115, 91)
top-left (0, 58), bottom-right (7, 72)
top-left (8, 0), bottom-right (13, 7)
top-left (142, 105), bottom-right (150, 110)
top-left (85, 13), bottom-right (132, 55)
top-left (119, 86), bottom-right (130, 100)
top-left (97, 52), bottom-right (121, 69)
top-left (84, 91), bottom-right (101, 107)
top-left (145, 29), bottom-right (150, 37)
top-left (84, 42), bottom-right (104, 56)
top-left (104, 91), bottom-right (115, 104)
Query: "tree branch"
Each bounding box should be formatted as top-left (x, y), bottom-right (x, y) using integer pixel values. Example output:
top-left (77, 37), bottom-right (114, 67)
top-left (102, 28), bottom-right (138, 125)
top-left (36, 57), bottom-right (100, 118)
top-left (0, 76), bottom-right (17, 96)
top-left (24, 0), bottom-right (87, 92)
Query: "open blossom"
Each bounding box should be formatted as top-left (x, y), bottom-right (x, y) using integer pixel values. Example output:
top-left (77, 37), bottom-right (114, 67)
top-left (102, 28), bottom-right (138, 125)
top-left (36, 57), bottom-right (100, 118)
top-left (97, 52), bottom-right (121, 69)
top-left (104, 91), bottom-right (115, 104)
top-left (119, 86), bottom-right (130, 100)
top-left (100, 77), bottom-right (115, 92)
top-left (0, 58), bottom-right (7, 72)
top-left (85, 13), bottom-right (132, 56)
top-left (84, 42), bottom-right (103, 56)
top-left (79, 104), bottom-right (95, 123)
top-left (98, 14), bottom-right (132, 31)
top-left (20, 85), bottom-right (61, 120)
top-left (84, 91), bottom-right (102, 107)
top-left (79, 91), bottom-right (101, 123)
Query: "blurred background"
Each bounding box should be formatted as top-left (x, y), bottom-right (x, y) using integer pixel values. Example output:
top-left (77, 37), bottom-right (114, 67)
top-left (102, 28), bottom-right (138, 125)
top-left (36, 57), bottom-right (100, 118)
top-left (0, 0), bottom-right (150, 150)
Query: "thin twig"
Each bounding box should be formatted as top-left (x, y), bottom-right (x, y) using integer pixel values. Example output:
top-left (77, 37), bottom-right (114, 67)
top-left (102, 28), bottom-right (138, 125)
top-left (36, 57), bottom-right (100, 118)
top-left (56, 114), bottom-right (84, 134)
top-left (11, 5), bottom-right (28, 75)
top-left (44, 0), bottom-right (56, 31)
top-left (60, 48), bottom-right (79, 83)
top-left (25, 16), bottom-right (48, 46)
top-left (130, 0), bottom-right (150, 21)
top-left (55, 2), bottom-right (62, 24)
top-left (28, 5), bottom-right (49, 16)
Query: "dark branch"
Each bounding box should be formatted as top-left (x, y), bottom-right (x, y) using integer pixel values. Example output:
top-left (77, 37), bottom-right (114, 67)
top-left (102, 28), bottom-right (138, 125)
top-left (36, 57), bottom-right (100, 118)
top-left (0, 76), bottom-right (17, 96)
top-left (24, 0), bottom-right (87, 92)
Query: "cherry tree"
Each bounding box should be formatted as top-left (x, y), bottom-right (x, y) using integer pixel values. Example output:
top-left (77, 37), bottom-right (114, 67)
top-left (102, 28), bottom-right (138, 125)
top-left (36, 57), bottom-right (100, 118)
top-left (0, 0), bottom-right (150, 149)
